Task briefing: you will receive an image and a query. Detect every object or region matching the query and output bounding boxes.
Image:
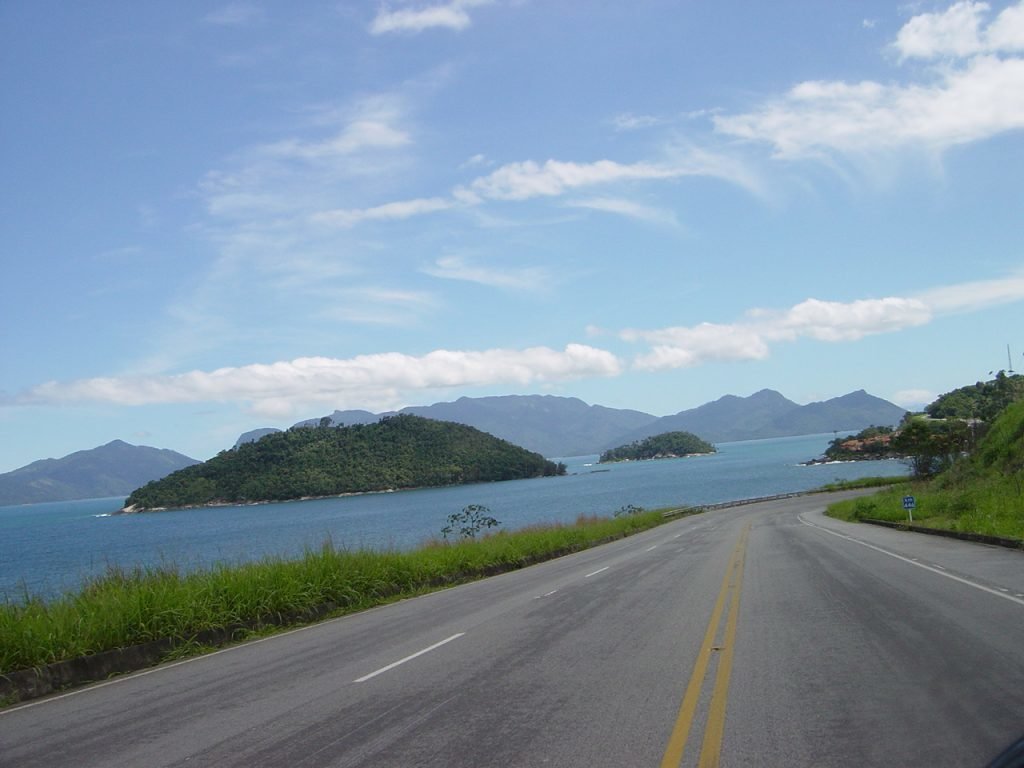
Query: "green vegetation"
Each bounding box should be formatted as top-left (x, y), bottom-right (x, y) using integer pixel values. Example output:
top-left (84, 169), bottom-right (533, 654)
top-left (0, 507), bottom-right (678, 674)
top-left (124, 415), bottom-right (566, 510)
top-left (891, 415), bottom-right (974, 479)
top-left (814, 476), bottom-right (907, 492)
top-left (600, 431), bottom-right (715, 463)
top-left (440, 504), bottom-right (500, 540)
top-left (822, 425), bottom-right (897, 461)
top-left (827, 400), bottom-right (1024, 542)
top-left (926, 371), bottom-right (1024, 421)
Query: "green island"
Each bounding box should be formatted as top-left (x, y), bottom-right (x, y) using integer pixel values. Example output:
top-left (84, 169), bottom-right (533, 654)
top-left (599, 431), bottom-right (715, 463)
top-left (827, 389), bottom-right (1024, 542)
top-left (122, 414), bottom-right (566, 512)
top-left (819, 425), bottom-right (899, 462)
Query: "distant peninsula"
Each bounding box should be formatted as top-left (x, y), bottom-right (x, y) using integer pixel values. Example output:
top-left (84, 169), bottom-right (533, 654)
top-left (599, 431), bottom-right (715, 463)
top-left (121, 415), bottom-right (566, 512)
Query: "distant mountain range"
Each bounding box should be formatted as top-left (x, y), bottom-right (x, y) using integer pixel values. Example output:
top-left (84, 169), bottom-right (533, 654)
top-left (4, 389), bottom-right (906, 506)
top-left (238, 390), bottom-right (906, 458)
top-left (0, 440), bottom-right (199, 506)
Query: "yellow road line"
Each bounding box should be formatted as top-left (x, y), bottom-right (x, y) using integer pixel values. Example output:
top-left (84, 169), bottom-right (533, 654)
top-left (660, 522), bottom-right (751, 768)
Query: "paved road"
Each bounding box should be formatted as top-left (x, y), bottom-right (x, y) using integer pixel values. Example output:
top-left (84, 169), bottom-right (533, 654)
top-left (3, 492), bottom-right (1023, 767)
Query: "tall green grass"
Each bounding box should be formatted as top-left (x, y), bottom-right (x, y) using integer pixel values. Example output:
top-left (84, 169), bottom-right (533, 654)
top-left (827, 400), bottom-right (1024, 542)
top-left (0, 509), bottom-right (676, 674)
top-left (826, 478), bottom-right (1024, 541)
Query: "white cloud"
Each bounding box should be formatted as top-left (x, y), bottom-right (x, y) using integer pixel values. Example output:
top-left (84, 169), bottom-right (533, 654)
top-left (895, 0), bottom-right (1024, 59)
top-left (622, 271), bottom-right (1024, 372)
top-left (715, 2), bottom-right (1024, 159)
top-left (567, 197), bottom-right (679, 226)
top-left (895, 1), bottom-right (989, 59)
top-left (312, 197), bottom-right (453, 227)
top-left (18, 345), bottom-right (622, 415)
top-left (311, 150), bottom-right (754, 230)
top-left (421, 255), bottom-right (552, 290)
top-left (624, 296), bottom-right (933, 371)
top-left (987, 1), bottom-right (1024, 50)
top-left (714, 55), bottom-right (1024, 158)
top-left (370, 0), bottom-right (491, 35)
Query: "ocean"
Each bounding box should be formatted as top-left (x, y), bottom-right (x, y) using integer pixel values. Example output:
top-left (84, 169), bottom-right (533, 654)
top-left (0, 433), bottom-right (907, 601)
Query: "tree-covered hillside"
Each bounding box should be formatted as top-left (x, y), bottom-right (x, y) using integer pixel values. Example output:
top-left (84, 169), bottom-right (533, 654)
top-left (926, 371), bottom-right (1024, 421)
top-left (599, 431), bottom-right (715, 463)
top-left (123, 415), bottom-right (565, 511)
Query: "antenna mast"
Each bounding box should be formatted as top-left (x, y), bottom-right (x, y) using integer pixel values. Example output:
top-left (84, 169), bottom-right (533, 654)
top-left (1009, 344), bottom-right (1016, 375)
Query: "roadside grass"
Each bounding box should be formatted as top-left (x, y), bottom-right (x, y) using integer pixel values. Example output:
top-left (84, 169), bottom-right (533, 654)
top-left (825, 476), bottom-right (1024, 541)
top-left (0, 508), bottom-right (682, 675)
top-left (813, 475), bottom-right (907, 493)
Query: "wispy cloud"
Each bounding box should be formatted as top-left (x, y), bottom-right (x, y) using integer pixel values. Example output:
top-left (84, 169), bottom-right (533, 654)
top-left (203, 2), bottom-right (266, 26)
top-left (312, 197), bottom-right (453, 227)
top-left (566, 197), bottom-right (679, 227)
top-left (306, 148), bottom-right (757, 231)
top-left (318, 287), bottom-right (440, 326)
top-left (421, 254), bottom-right (553, 290)
top-left (457, 159), bottom-right (682, 202)
top-left (370, 0), bottom-right (492, 35)
top-left (610, 112), bottom-right (667, 131)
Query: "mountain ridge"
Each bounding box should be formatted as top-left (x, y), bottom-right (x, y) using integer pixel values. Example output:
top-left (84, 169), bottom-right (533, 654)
top-left (249, 389), bottom-right (905, 458)
top-left (0, 440), bottom-right (200, 506)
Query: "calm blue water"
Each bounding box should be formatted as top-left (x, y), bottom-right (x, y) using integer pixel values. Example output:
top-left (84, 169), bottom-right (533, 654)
top-left (0, 433), bottom-right (906, 601)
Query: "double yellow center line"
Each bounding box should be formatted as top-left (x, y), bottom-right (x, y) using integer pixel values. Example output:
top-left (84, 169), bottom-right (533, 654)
top-left (661, 521), bottom-right (751, 768)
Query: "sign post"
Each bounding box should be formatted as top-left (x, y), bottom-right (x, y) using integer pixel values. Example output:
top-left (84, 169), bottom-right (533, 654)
top-left (902, 495), bottom-right (916, 523)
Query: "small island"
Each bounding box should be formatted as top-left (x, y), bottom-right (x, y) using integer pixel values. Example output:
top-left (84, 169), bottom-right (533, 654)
top-left (818, 425), bottom-right (898, 462)
top-left (599, 431), bottom-right (716, 463)
top-left (121, 414), bottom-right (566, 512)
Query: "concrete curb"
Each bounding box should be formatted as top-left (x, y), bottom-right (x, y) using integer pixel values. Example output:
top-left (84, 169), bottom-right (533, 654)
top-left (860, 518), bottom-right (1024, 550)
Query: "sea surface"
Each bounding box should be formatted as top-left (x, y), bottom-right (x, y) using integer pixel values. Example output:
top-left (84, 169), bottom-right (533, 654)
top-left (0, 433), bottom-right (907, 601)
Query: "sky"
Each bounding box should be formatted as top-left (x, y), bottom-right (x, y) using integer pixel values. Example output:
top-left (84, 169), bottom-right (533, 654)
top-left (2, 0), bottom-right (1024, 471)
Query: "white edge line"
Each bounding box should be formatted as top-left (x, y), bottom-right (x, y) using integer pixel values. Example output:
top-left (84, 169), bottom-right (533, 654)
top-left (798, 515), bottom-right (1024, 608)
top-left (645, 545), bottom-right (658, 552)
top-left (354, 633), bottom-right (465, 683)
top-left (585, 566), bottom-right (609, 578)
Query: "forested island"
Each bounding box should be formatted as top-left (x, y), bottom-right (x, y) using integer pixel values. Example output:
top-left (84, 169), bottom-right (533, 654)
top-left (817, 425), bottom-right (900, 462)
top-left (121, 415), bottom-right (565, 512)
top-left (599, 431), bottom-right (715, 463)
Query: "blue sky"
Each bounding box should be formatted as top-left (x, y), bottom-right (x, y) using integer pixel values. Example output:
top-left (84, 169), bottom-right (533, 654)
top-left (2, 0), bottom-right (1024, 471)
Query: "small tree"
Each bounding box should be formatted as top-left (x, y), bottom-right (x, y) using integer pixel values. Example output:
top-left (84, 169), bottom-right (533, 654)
top-left (894, 417), bottom-right (971, 479)
top-left (614, 503), bottom-right (645, 517)
top-left (441, 504), bottom-right (500, 540)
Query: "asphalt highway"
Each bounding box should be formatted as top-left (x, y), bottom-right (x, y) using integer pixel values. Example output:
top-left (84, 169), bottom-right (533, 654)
top-left (3, 491), bottom-right (1023, 767)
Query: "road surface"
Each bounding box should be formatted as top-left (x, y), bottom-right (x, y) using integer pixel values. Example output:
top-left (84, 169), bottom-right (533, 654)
top-left (3, 492), bottom-right (1023, 767)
